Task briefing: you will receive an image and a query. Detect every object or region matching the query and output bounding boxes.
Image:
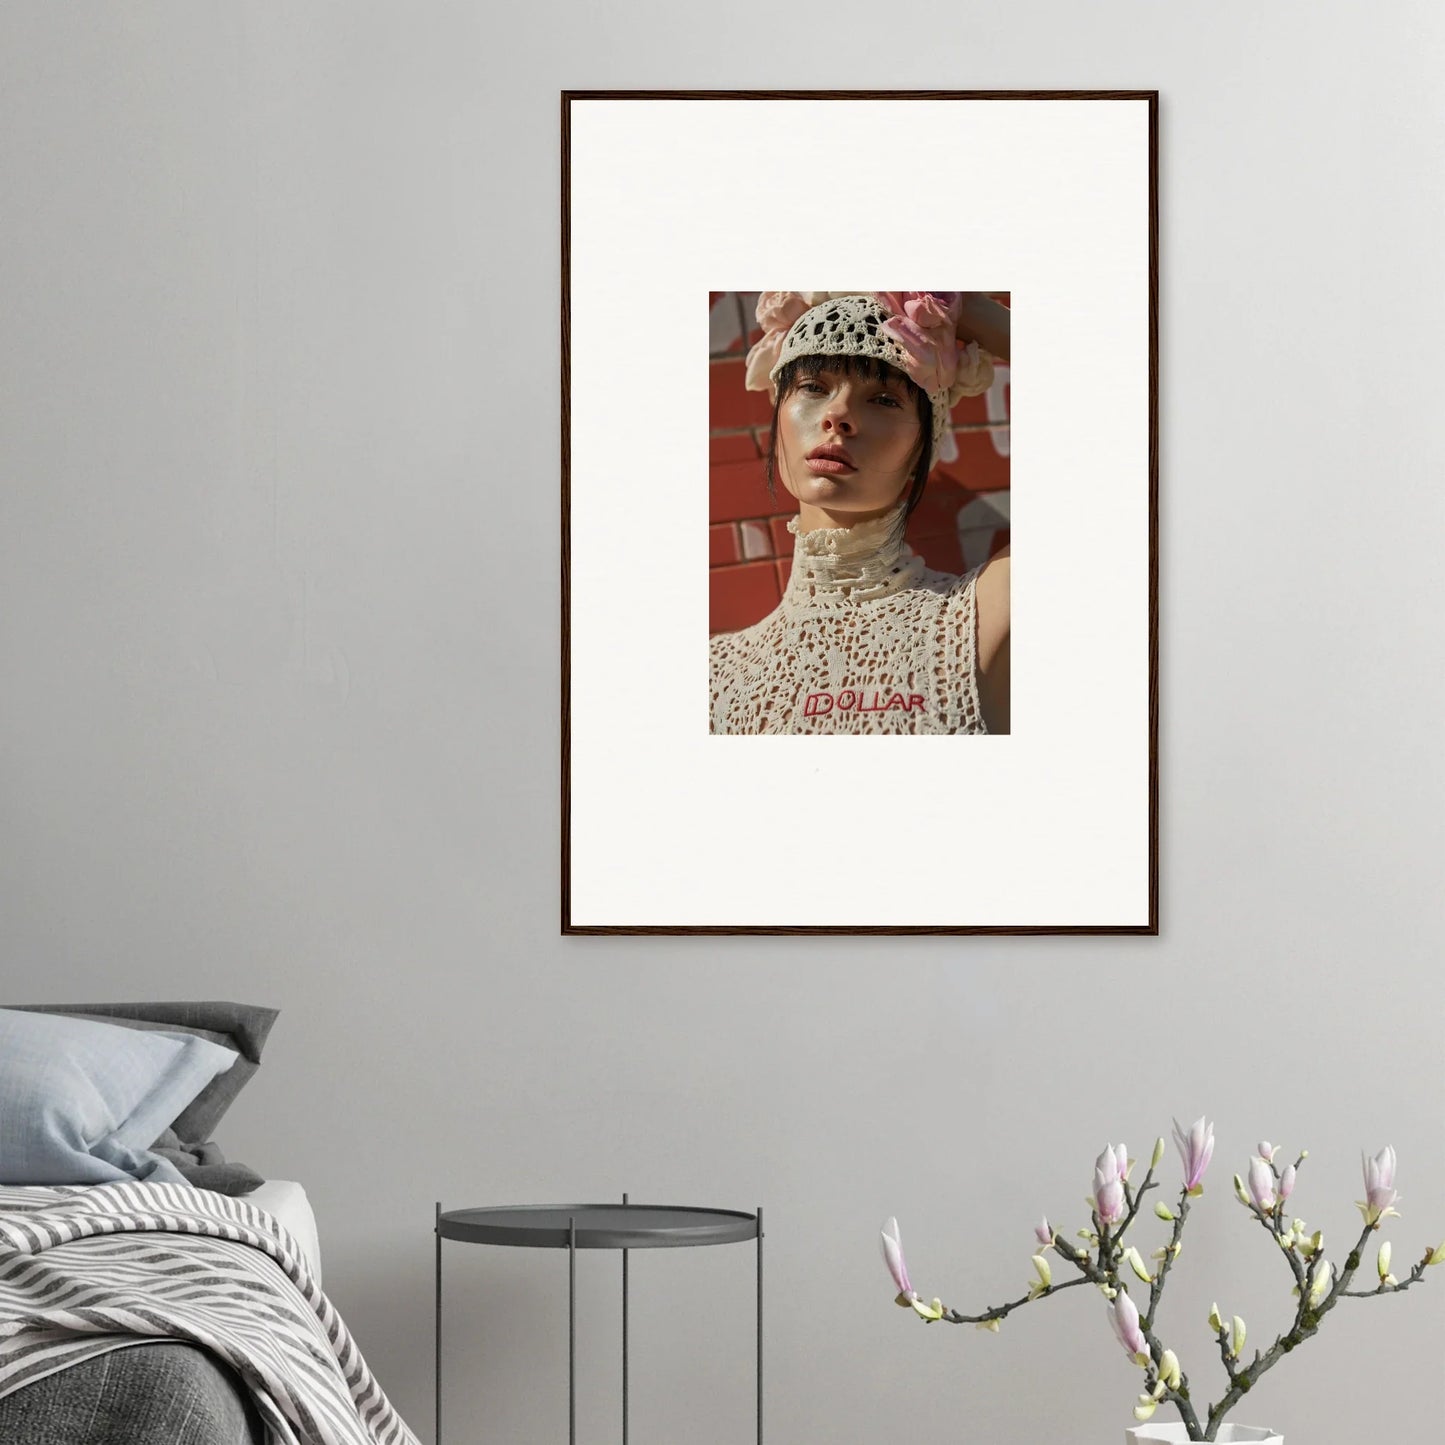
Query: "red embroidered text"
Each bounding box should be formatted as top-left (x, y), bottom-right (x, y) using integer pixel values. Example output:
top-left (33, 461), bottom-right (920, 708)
top-left (803, 689), bottom-right (927, 717)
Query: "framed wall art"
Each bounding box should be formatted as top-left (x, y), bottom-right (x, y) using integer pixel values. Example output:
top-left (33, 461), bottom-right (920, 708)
top-left (562, 91), bottom-right (1157, 935)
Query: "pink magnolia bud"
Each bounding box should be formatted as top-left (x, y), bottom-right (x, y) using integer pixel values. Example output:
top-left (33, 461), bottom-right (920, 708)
top-left (1095, 1177), bottom-right (1125, 1224)
top-left (1094, 1144), bottom-right (1127, 1224)
top-left (880, 1217), bottom-right (914, 1299)
top-left (1256, 1142), bottom-right (1277, 1162)
top-left (1247, 1157), bottom-right (1276, 1211)
top-left (1034, 1216), bottom-right (1054, 1246)
top-left (1172, 1116), bottom-right (1215, 1190)
top-left (1107, 1289), bottom-right (1148, 1360)
top-left (1279, 1164), bottom-right (1296, 1201)
top-left (1359, 1146), bottom-right (1399, 1225)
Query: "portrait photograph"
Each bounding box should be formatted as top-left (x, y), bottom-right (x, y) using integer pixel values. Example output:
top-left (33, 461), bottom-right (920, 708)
top-left (707, 289), bottom-right (1012, 737)
top-left (563, 93), bottom-right (1155, 933)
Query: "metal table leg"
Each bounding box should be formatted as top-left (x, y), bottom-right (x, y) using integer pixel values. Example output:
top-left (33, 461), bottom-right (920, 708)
top-left (435, 1202), bottom-right (442, 1445)
top-left (569, 1216), bottom-right (577, 1445)
top-left (621, 1193), bottom-right (629, 1445)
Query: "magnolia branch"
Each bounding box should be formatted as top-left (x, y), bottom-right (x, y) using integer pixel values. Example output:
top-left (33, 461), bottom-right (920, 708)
top-left (1119, 1161), bottom-right (1160, 1239)
top-left (1204, 1214), bottom-right (1425, 1440)
top-left (937, 1274), bottom-right (1093, 1326)
top-left (1145, 1186), bottom-right (1192, 1326)
top-left (1339, 1258), bottom-right (1430, 1297)
top-left (881, 1135), bottom-right (1439, 1445)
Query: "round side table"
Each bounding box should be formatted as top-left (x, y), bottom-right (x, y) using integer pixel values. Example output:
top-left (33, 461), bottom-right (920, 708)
top-left (435, 1197), bottom-right (763, 1445)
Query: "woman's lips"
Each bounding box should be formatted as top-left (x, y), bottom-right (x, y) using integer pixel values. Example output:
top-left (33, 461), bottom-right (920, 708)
top-left (804, 456), bottom-right (857, 475)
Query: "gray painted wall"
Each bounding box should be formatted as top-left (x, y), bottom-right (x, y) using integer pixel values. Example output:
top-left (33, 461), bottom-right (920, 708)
top-left (2, 3), bottom-right (1442, 1441)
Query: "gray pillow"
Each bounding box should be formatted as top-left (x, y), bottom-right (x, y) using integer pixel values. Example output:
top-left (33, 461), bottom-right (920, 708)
top-left (150, 1128), bottom-right (266, 1196)
top-left (0, 1008), bottom-right (239, 1185)
top-left (9, 1002), bottom-right (278, 1143)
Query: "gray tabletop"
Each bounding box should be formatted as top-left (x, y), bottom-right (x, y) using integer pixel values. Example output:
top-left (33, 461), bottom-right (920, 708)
top-left (438, 1203), bottom-right (758, 1249)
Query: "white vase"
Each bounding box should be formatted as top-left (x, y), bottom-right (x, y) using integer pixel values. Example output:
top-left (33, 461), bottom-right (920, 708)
top-left (1126, 1426), bottom-right (1283, 1445)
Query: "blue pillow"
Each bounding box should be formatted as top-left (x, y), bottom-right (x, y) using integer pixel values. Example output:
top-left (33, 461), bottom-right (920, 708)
top-left (0, 1007), bottom-right (239, 1186)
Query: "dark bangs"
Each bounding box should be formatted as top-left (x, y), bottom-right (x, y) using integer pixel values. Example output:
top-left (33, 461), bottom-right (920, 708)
top-left (781, 350), bottom-right (914, 393)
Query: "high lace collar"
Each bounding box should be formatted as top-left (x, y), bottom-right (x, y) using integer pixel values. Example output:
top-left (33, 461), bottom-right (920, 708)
top-left (784, 504), bottom-right (926, 604)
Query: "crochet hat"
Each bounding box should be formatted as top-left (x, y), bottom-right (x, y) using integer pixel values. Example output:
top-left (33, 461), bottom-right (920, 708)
top-left (743, 292), bottom-right (995, 465)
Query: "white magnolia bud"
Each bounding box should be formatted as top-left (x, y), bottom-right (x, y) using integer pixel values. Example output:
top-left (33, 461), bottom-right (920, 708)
top-left (1159, 1349), bottom-right (1182, 1389)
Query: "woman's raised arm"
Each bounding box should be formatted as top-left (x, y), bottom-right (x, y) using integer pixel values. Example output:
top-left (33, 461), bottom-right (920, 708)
top-left (956, 293), bottom-right (1010, 364)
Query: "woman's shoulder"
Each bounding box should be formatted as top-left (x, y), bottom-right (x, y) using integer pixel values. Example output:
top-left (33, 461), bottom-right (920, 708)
top-left (970, 545), bottom-right (1011, 668)
top-left (909, 557), bottom-right (978, 604)
top-left (971, 545), bottom-right (1010, 608)
top-left (930, 546), bottom-right (1007, 599)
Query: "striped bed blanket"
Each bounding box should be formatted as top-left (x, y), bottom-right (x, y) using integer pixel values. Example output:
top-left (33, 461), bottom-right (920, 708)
top-left (0, 1180), bottom-right (418, 1445)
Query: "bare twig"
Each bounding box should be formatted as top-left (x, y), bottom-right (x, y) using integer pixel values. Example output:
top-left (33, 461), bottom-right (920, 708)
top-left (938, 1274), bottom-right (1093, 1326)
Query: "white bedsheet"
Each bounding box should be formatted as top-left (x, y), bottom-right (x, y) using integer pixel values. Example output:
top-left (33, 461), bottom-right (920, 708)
top-left (242, 1179), bottom-right (322, 1285)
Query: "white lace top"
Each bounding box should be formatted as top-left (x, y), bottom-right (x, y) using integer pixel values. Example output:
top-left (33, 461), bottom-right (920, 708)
top-left (709, 506), bottom-right (986, 735)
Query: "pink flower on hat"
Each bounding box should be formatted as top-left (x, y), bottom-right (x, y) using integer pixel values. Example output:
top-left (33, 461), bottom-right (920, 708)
top-left (874, 292), bottom-right (966, 399)
top-left (756, 292), bottom-right (814, 333)
top-left (744, 292), bottom-right (816, 394)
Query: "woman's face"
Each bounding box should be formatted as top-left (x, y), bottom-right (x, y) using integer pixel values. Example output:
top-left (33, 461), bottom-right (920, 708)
top-left (776, 362), bottom-right (924, 527)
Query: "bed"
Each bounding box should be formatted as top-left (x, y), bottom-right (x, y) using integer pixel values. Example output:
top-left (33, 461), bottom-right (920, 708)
top-left (0, 1180), bottom-right (328, 1445)
top-left (0, 1339), bottom-right (268, 1444)
top-left (0, 1003), bottom-right (416, 1445)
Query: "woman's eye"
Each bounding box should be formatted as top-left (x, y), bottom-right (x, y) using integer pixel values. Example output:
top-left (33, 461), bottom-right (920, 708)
top-left (875, 393), bottom-right (902, 407)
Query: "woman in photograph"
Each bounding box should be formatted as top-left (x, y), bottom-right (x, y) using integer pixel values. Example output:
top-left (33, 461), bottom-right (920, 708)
top-left (709, 291), bottom-right (1011, 735)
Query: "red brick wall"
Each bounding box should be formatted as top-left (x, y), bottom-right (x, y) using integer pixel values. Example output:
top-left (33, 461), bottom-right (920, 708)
top-left (708, 291), bottom-right (1011, 635)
